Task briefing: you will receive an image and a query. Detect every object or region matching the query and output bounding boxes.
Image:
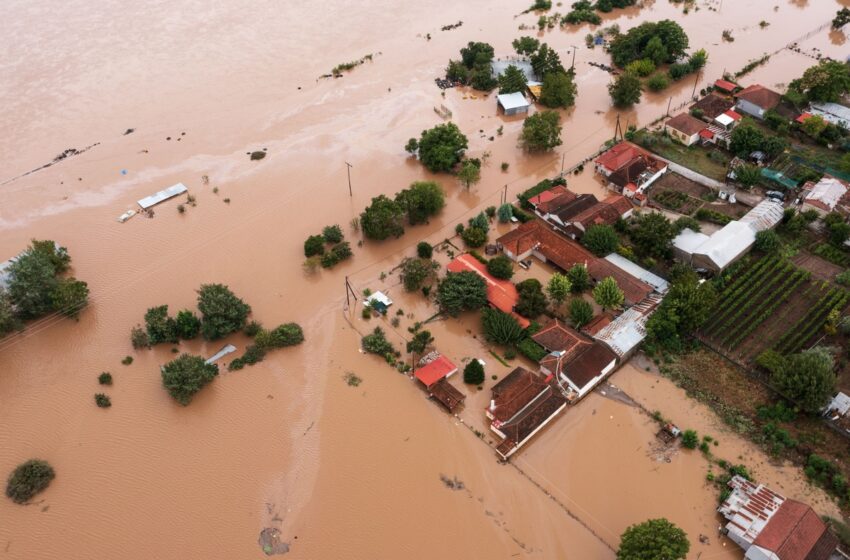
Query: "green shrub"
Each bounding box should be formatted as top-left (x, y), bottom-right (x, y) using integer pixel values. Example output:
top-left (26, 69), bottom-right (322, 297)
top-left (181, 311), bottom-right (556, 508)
top-left (121, 356), bottom-right (133, 365)
top-left (463, 359), bottom-right (485, 384)
top-left (461, 226), bottom-right (487, 247)
top-left (362, 327), bottom-right (396, 356)
top-left (244, 320), bottom-right (263, 337)
top-left (197, 283), bottom-right (251, 340)
top-left (681, 429), bottom-right (698, 449)
top-left (320, 241), bottom-right (353, 268)
top-left (647, 73), bottom-right (670, 91)
top-left (130, 325), bottom-right (150, 349)
top-left (625, 58), bottom-right (655, 77)
top-left (144, 305), bottom-right (178, 345)
top-left (255, 323), bottom-right (305, 349)
top-left (516, 338), bottom-right (548, 361)
top-left (175, 309), bottom-right (201, 340)
top-left (5, 460), bottom-right (55, 504)
top-left (161, 354), bottom-right (219, 405)
top-left (417, 242), bottom-right (433, 259)
top-left (250, 151), bottom-right (266, 160)
top-left (486, 255), bottom-right (514, 280)
top-left (95, 393), bottom-right (112, 408)
top-left (322, 224), bottom-right (344, 244)
top-left (304, 235), bottom-right (325, 257)
top-left (98, 372), bottom-right (113, 385)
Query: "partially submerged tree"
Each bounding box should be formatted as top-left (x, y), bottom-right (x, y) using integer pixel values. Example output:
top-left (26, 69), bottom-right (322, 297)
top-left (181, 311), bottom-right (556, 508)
top-left (516, 278), bottom-right (548, 318)
top-left (361, 195), bottom-right (405, 240)
top-left (161, 353), bottom-right (219, 406)
top-left (144, 305), bottom-right (178, 345)
top-left (616, 518), bottom-right (689, 560)
top-left (436, 271), bottom-right (488, 316)
top-left (498, 64), bottom-right (529, 94)
top-left (481, 308), bottom-right (524, 345)
top-left (395, 181), bottom-right (446, 225)
top-left (5, 459), bottom-right (55, 504)
top-left (50, 278), bottom-right (89, 319)
top-left (520, 110), bottom-right (562, 152)
top-left (512, 36), bottom-right (540, 56)
top-left (406, 329), bottom-right (434, 355)
top-left (411, 122), bottom-right (469, 173)
top-left (175, 309), bottom-right (202, 340)
top-left (463, 359), bottom-right (485, 385)
top-left (457, 160), bottom-right (482, 190)
top-left (400, 257), bottom-right (438, 292)
top-left (197, 283), bottom-right (251, 340)
top-left (608, 20), bottom-right (689, 67)
top-left (539, 71), bottom-right (577, 109)
top-left (486, 255), bottom-right (514, 280)
top-left (609, 72), bottom-right (643, 107)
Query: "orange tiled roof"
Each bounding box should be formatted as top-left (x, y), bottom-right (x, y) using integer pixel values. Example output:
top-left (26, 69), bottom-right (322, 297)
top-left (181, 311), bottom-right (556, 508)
top-left (446, 255), bottom-right (530, 328)
top-left (595, 142), bottom-right (651, 173)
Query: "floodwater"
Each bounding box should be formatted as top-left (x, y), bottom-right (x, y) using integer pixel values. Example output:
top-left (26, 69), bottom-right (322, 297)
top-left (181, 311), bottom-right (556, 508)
top-left (1, 0), bottom-right (848, 558)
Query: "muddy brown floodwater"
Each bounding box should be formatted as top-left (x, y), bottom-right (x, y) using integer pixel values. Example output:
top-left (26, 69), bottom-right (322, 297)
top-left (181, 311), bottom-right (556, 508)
top-left (2, 1), bottom-right (850, 558)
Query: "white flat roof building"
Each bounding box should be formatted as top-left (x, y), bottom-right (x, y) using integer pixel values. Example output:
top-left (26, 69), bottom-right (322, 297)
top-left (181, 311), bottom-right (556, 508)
top-left (137, 183), bottom-right (188, 210)
top-left (497, 92), bottom-right (531, 115)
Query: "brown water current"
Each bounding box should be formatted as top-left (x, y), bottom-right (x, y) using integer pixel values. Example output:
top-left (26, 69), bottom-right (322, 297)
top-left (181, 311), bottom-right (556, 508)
top-left (2, 1), bottom-right (850, 558)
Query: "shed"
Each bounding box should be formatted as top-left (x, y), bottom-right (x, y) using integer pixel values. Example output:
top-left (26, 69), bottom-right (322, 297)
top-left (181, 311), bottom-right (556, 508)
top-left (691, 221), bottom-right (756, 273)
top-left (714, 79), bottom-right (737, 93)
top-left (810, 102), bottom-right (850, 128)
top-left (137, 183), bottom-right (188, 210)
top-left (497, 92), bottom-right (531, 115)
top-left (414, 355), bottom-right (458, 387)
top-left (603, 253), bottom-right (669, 294)
top-left (366, 291), bottom-right (393, 314)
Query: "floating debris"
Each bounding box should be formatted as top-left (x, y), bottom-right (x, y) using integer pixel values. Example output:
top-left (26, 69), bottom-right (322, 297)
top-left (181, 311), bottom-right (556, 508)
top-left (258, 527), bottom-right (290, 555)
top-left (440, 474), bottom-right (465, 490)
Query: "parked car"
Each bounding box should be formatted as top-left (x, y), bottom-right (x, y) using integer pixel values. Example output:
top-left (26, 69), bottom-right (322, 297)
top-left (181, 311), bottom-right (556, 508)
top-left (765, 190), bottom-right (785, 201)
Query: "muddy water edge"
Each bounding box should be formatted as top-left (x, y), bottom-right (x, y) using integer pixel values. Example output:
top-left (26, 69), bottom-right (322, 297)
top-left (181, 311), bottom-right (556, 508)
top-left (2, 1), bottom-right (850, 559)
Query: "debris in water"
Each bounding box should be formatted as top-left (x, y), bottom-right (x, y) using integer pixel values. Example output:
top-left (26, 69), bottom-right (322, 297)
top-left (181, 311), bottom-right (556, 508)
top-left (123, 128), bottom-right (135, 135)
top-left (344, 372), bottom-right (362, 386)
top-left (440, 474), bottom-right (465, 490)
top-left (258, 528), bottom-right (290, 555)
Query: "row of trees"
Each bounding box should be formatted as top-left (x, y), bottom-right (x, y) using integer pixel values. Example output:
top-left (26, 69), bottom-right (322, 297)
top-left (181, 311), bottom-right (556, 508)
top-left (0, 239), bottom-right (89, 338)
top-left (359, 181), bottom-right (446, 241)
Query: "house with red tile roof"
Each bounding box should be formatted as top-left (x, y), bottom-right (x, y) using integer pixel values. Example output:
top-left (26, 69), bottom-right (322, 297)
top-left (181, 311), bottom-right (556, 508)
top-left (414, 354), bottom-right (458, 387)
top-left (568, 195), bottom-right (634, 233)
top-left (539, 340), bottom-right (618, 401)
top-left (535, 190), bottom-right (580, 216)
top-left (532, 319), bottom-right (593, 355)
top-left (736, 84), bottom-right (782, 120)
top-left (486, 367), bottom-right (567, 459)
top-left (715, 78), bottom-right (738, 93)
top-left (414, 354), bottom-right (465, 413)
top-left (692, 92), bottom-right (736, 120)
top-left (718, 475), bottom-right (838, 560)
top-left (528, 185), bottom-right (569, 210)
top-left (446, 254), bottom-right (530, 328)
top-left (595, 141), bottom-right (668, 196)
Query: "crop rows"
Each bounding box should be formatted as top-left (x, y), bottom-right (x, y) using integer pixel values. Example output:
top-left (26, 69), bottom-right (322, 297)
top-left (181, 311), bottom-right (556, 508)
top-left (719, 270), bottom-right (809, 350)
top-left (703, 258), bottom-right (788, 337)
top-left (716, 256), bottom-right (776, 301)
top-left (776, 287), bottom-right (850, 355)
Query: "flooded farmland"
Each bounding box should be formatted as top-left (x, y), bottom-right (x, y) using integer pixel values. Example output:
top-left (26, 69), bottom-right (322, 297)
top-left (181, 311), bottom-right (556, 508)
top-left (2, 0), bottom-right (849, 558)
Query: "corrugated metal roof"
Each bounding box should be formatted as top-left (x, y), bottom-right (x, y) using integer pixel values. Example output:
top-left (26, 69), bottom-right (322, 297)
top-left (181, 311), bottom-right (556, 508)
top-left (603, 253), bottom-right (669, 294)
top-left (497, 92), bottom-right (530, 111)
top-left (490, 59), bottom-right (536, 81)
top-left (740, 199), bottom-right (785, 232)
top-left (811, 102), bottom-right (850, 127)
top-left (137, 183), bottom-right (188, 209)
top-left (592, 294), bottom-right (663, 358)
top-left (803, 176), bottom-right (848, 212)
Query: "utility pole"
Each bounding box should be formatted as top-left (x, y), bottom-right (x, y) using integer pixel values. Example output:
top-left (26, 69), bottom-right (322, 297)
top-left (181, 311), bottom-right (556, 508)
top-left (569, 45), bottom-right (578, 71)
top-left (560, 153), bottom-right (566, 176)
top-left (691, 69), bottom-right (701, 100)
top-left (345, 162), bottom-right (353, 197)
top-left (614, 114), bottom-right (623, 142)
top-left (666, 96), bottom-right (672, 117)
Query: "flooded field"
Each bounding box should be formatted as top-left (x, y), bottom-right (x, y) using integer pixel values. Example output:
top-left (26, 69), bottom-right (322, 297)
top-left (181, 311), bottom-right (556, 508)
top-left (2, 0), bottom-right (849, 558)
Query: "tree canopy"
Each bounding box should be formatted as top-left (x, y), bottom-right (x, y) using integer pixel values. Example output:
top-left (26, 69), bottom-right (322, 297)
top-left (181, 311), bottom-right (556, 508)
top-left (567, 263), bottom-right (591, 293)
top-left (413, 122), bottom-right (469, 173)
top-left (539, 71), bottom-right (578, 108)
top-left (197, 283), bottom-right (251, 340)
top-left (772, 347), bottom-right (836, 413)
top-left (512, 36), bottom-right (540, 56)
top-left (457, 160), bottom-right (481, 190)
top-left (396, 181), bottom-right (446, 225)
top-left (7, 247), bottom-right (59, 320)
top-left (458, 41), bottom-right (497, 91)
top-left (487, 255), bottom-right (515, 280)
top-left (729, 123), bottom-right (786, 159)
top-left (5, 459), bottom-right (55, 504)
top-left (582, 225), bottom-right (620, 256)
top-left (794, 60), bottom-right (850, 103)
top-left (609, 72), bottom-right (643, 107)
top-left (630, 212), bottom-right (674, 259)
top-left (609, 20), bottom-right (689, 67)
top-left (499, 65), bottom-right (528, 94)
top-left (617, 518), bottom-right (689, 560)
top-left (530, 43), bottom-right (565, 78)
top-left (437, 271), bottom-right (488, 316)
top-left (593, 277), bottom-right (624, 310)
top-left (645, 268), bottom-right (717, 353)
top-left (520, 110), bottom-right (562, 152)
top-left (481, 307), bottom-right (524, 345)
top-left (546, 272), bottom-right (572, 305)
top-left (570, 298), bottom-right (593, 328)
top-left (400, 257), bottom-right (438, 292)
top-left (516, 278), bottom-right (548, 318)
top-left (361, 195), bottom-right (405, 240)
top-left (161, 354), bottom-right (219, 406)
top-left (463, 358), bottom-right (485, 385)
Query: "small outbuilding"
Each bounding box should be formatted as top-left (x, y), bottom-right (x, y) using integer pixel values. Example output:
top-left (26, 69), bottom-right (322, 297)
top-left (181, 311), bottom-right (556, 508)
top-left (497, 92), bottom-right (531, 116)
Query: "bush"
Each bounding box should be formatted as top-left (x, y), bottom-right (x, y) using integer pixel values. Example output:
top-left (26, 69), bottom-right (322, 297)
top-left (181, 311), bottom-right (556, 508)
top-left (516, 338), bottom-right (548, 361)
top-left (755, 230), bottom-right (781, 253)
top-left (486, 255), bottom-right (514, 280)
top-left (255, 323), bottom-right (305, 349)
top-left (625, 58), bottom-right (655, 77)
top-left (161, 354), bottom-right (219, 405)
top-left (95, 393), bottom-right (112, 408)
top-left (481, 308), bottom-right (524, 345)
top-left (130, 325), bottom-right (150, 349)
top-left (144, 305), bottom-right (178, 345)
top-left (197, 284), bottom-right (251, 340)
top-left (461, 226), bottom-right (488, 248)
top-left (320, 242), bottom-right (353, 268)
top-left (5, 460), bottom-right (55, 504)
top-left (361, 327), bottom-right (396, 356)
top-left (304, 235), bottom-right (325, 257)
top-left (98, 372), bottom-right (113, 385)
top-left (682, 429), bottom-right (699, 449)
top-left (417, 242), bottom-right (433, 259)
top-left (322, 224), bottom-right (344, 244)
top-left (121, 356), bottom-right (133, 365)
top-left (647, 73), bottom-right (670, 91)
top-left (244, 320), bottom-right (263, 337)
top-left (250, 151), bottom-right (266, 160)
top-left (497, 204), bottom-right (514, 223)
top-left (464, 359), bottom-right (485, 385)
top-left (175, 309), bottom-right (201, 340)
top-left (241, 345), bottom-right (266, 366)
top-left (401, 257), bottom-right (437, 292)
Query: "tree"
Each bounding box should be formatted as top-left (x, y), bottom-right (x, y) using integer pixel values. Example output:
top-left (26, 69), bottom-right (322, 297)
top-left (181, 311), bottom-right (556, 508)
top-left (457, 160), bottom-right (481, 190)
top-left (826, 213), bottom-right (850, 246)
top-left (497, 203), bottom-right (514, 223)
top-left (772, 347), bottom-right (836, 413)
top-left (400, 257), bottom-right (438, 292)
top-left (0, 289), bottom-right (19, 338)
top-left (546, 273), bottom-right (572, 306)
top-left (487, 255), bottom-right (514, 280)
top-left (415, 122), bottom-right (469, 172)
top-left (798, 60), bottom-right (850, 102)
top-left (539, 71), bottom-right (577, 108)
top-left (161, 354), bottom-right (219, 406)
top-left (681, 430), bottom-right (699, 449)
top-left (735, 163), bottom-right (762, 188)
top-left (361, 195), bottom-right (405, 240)
top-left (530, 43), bottom-right (565, 78)
top-left (255, 323), bottom-right (304, 349)
top-left (6, 248), bottom-right (58, 320)
top-left (322, 225), bottom-right (344, 244)
top-left (567, 264), bottom-right (591, 293)
top-left (407, 329), bottom-right (434, 355)
top-left (834, 8), bottom-right (850, 29)
top-left (461, 226), bottom-right (488, 247)
top-left (609, 20), bottom-right (689, 67)
top-left (672, 216), bottom-right (700, 234)
top-left (481, 308), bottom-right (525, 345)
top-left (5, 459), bottom-right (55, 504)
top-left (405, 137), bottom-right (420, 154)
top-left (593, 277), bottom-right (624, 310)
top-left (50, 278), bottom-right (88, 319)
top-left (646, 73), bottom-right (670, 92)
top-left (516, 278), bottom-right (548, 318)
top-left (463, 359), bottom-right (485, 385)
top-left (643, 36), bottom-right (668, 66)
top-left (144, 305), bottom-right (178, 344)
top-left (460, 41), bottom-right (495, 69)
top-left (470, 212), bottom-right (490, 233)
top-left (499, 65), bottom-right (528, 94)
top-left (630, 212), bottom-right (674, 259)
top-left (520, 110), bottom-right (562, 152)
top-left (512, 36), bottom-right (540, 56)
top-left (197, 283), bottom-right (251, 340)
top-left (362, 327), bottom-right (396, 356)
top-left (175, 309), bottom-right (201, 339)
top-left (617, 518), bottom-right (690, 560)
top-left (396, 181), bottom-right (446, 224)
top-left (801, 114), bottom-right (828, 138)
top-left (755, 230), bottom-right (781, 253)
top-left (688, 49), bottom-right (708, 70)
top-left (304, 235), bottom-right (325, 257)
top-left (436, 271), bottom-right (488, 316)
top-left (582, 225), bottom-right (620, 256)
top-left (645, 269), bottom-right (716, 352)
top-left (570, 298), bottom-right (593, 328)
top-left (320, 241), bottom-right (352, 268)
top-left (609, 72), bottom-right (642, 107)
top-left (729, 124), bottom-right (765, 158)
top-left (417, 242), bottom-right (433, 259)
